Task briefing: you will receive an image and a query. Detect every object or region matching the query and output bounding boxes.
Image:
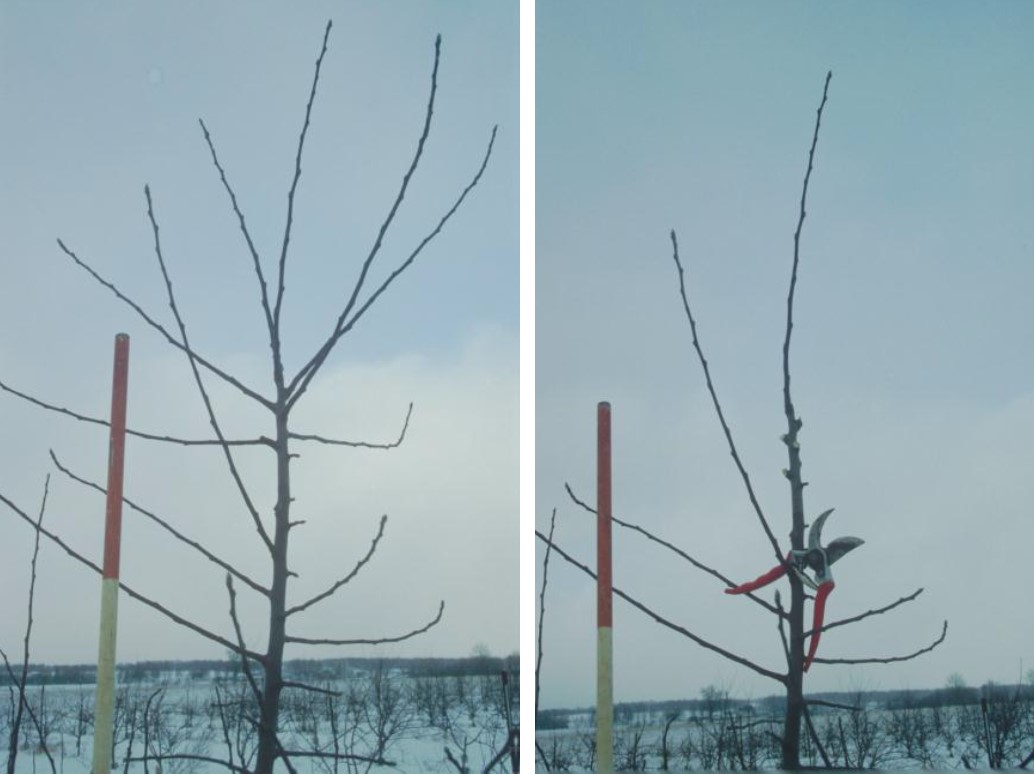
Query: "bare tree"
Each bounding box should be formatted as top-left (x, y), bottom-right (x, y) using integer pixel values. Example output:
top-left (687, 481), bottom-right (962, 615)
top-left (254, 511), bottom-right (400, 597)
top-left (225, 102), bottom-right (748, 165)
top-left (0, 19), bottom-right (496, 773)
top-left (537, 71), bottom-right (946, 770)
top-left (1, 476), bottom-right (54, 775)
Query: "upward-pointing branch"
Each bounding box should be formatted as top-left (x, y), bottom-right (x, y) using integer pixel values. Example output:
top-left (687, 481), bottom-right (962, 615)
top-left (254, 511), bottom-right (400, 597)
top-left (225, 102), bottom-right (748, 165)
top-left (274, 19), bottom-right (333, 332)
top-left (55, 239), bottom-right (273, 410)
top-left (198, 117), bottom-right (275, 346)
top-left (287, 124), bottom-right (497, 412)
top-left (286, 33), bottom-right (443, 403)
top-left (145, 186), bottom-right (274, 554)
top-left (670, 230), bottom-right (783, 562)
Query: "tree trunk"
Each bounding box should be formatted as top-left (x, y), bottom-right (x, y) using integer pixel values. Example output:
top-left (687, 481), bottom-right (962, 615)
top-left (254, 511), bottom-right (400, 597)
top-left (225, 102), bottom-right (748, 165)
top-left (256, 406), bottom-right (291, 772)
top-left (782, 405), bottom-right (807, 770)
top-left (783, 574), bottom-right (805, 770)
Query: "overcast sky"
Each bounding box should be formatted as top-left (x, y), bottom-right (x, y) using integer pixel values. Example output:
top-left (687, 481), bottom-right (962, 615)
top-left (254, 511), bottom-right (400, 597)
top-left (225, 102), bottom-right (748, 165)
top-left (537, 2), bottom-right (1034, 709)
top-left (0, 2), bottom-right (517, 665)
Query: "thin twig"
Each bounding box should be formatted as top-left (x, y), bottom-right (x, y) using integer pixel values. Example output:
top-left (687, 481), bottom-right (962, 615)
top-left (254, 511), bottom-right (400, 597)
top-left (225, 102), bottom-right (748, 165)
top-left (274, 19), bottom-right (333, 330)
top-left (225, 575), bottom-right (268, 711)
top-left (0, 490), bottom-right (263, 659)
top-left (670, 230), bottom-right (784, 562)
top-left (536, 530), bottom-right (786, 683)
top-left (566, 482), bottom-right (782, 616)
top-left (280, 680), bottom-right (342, 698)
top-left (0, 378), bottom-right (273, 447)
top-left (806, 698), bottom-right (860, 712)
top-left (124, 753), bottom-right (249, 773)
top-left (55, 238), bottom-right (273, 409)
top-left (199, 117), bottom-right (276, 341)
top-left (5, 476), bottom-right (56, 775)
top-left (51, 450), bottom-right (269, 596)
top-left (145, 185), bottom-right (274, 554)
top-left (287, 600), bottom-right (445, 645)
top-left (805, 587), bottom-right (924, 638)
top-left (784, 71), bottom-right (832, 430)
top-left (285, 514), bottom-right (387, 616)
top-left (810, 620), bottom-right (948, 667)
top-left (802, 701), bottom-right (832, 768)
top-left (289, 402), bottom-right (413, 448)
top-left (536, 508), bottom-right (557, 721)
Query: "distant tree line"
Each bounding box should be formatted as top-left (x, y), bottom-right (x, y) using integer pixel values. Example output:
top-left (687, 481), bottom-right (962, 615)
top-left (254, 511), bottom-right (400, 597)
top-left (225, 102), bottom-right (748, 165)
top-left (0, 654), bottom-right (520, 688)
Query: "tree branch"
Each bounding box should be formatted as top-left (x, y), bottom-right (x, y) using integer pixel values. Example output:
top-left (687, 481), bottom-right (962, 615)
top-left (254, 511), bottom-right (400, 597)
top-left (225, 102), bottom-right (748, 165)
top-left (0, 378), bottom-right (274, 448)
top-left (4, 475), bottom-right (55, 775)
top-left (54, 238), bottom-right (273, 409)
top-left (145, 185), bottom-right (274, 554)
top-left (536, 507), bottom-right (557, 721)
top-left (289, 402), bottom-right (413, 448)
top-left (287, 600), bottom-right (445, 646)
top-left (784, 71), bottom-right (832, 425)
top-left (0, 490), bottom-right (263, 660)
top-left (670, 230), bottom-right (783, 562)
top-left (536, 530), bottom-right (786, 683)
top-left (804, 587), bottom-right (924, 638)
top-left (273, 19), bottom-right (333, 331)
top-left (285, 514), bottom-right (387, 617)
top-left (50, 450), bottom-right (270, 596)
top-left (280, 680), bottom-right (341, 698)
top-left (124, 753), bottom-right (249, 773)
top-left (565, 482), bottom-right (782, 616)
top-left (225, 574), bottom-right (269, 712)
top-left (199, 116), bottom-right (276, 343)
top-left (810, 620), bottom-right (948, 667)
top-left (286, 33), bottom-right (443, 404)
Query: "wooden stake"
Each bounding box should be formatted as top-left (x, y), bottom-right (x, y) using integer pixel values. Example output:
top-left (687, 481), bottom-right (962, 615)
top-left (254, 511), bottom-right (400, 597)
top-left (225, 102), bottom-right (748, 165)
top-left (596, 401), bottom-right (613, 773)
top-left (91, 333), bottom-right (129, 774)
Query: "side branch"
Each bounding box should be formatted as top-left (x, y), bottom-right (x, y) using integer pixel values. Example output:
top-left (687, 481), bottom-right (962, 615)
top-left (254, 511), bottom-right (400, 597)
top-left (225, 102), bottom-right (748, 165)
top-left (810, 620), bottom-right (948, 667)
top-left (286, 600), bottom-right (445, 646)
top-left (55, 239), bottom-right (273, 409)
top-left (289, 402), bottom-right (413, 448)
top-left (199, 117), bottom-right (275, 341)
top-left (280, 680), bottom-right (341, 698)
top-left (0, 378), bottom-right (273, 448)
top-left (536, 530), bottom-right (785, 683)
top-left (805, 587), bottom-right (923, 638)
top-left (0, 490), bottom-right (263, 660)
top-left (274, 18), bottom-right (333, 329)
top-left (670, 230), bottom-right (783, 562)
top-left (565, 483), bottom-right (781, 616)
top-left (51, 450), bottom-right (269, 596)
top-left (285, 514), bottom-right (388, 616)
top-left (287, 122), bottom-right (498, 410)
top-left (145, 186), bottom-right (274, 554)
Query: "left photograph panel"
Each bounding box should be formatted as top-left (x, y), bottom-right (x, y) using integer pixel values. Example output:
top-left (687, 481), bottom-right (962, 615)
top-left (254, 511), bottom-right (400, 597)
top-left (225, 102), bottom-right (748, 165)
top-left (0, 2), bottom-right (518, 772)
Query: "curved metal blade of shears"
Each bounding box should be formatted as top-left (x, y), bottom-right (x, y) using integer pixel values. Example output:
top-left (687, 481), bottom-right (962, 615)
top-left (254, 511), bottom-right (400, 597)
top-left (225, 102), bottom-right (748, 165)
top-left (807, 508), bottom-right (836, 551)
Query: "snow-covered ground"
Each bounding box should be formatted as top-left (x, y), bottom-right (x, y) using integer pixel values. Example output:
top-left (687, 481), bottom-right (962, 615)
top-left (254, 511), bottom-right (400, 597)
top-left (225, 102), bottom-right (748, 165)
top-left (537, 693), bottom-right (1034, 772)
top-left (2, 666), bottom-right (518, 773)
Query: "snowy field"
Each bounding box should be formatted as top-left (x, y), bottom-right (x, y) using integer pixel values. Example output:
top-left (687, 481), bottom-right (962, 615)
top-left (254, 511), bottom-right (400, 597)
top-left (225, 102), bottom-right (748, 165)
top-left (536, 689), bottom-right (1034, 772)
top-left (2, 664), bottom-right (517, 773)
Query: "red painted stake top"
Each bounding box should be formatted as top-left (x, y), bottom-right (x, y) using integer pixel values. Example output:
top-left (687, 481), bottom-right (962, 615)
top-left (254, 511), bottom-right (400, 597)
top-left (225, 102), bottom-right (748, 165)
top-left (597, 401), bottom-right (612, 629)
top-left (102, 334), bottom-right (130, 580)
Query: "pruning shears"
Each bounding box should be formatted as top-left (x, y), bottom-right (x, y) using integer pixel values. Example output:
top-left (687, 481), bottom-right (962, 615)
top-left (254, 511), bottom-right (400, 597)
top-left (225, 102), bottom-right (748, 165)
top-left (724, 509), bottom-right (863, 672)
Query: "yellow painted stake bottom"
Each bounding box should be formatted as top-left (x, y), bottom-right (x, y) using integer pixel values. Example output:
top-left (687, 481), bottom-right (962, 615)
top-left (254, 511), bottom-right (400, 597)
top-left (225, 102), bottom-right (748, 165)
top-left (597, 625), bottom-right (613, 773)
top-left (91, 577), bottom-right (119, 773)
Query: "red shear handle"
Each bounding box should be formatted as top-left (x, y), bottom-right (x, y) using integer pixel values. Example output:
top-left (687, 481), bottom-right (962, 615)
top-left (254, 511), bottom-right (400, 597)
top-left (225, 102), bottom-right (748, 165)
top-left (725, 552), bottom-right (792, 595)
top-left (803, 580), bottom-right (835, 672)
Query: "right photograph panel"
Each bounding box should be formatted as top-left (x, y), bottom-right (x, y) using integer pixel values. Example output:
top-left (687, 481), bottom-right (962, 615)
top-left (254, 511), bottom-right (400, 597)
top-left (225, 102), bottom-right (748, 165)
top-left (535, 3), bottom-right (1034, 771)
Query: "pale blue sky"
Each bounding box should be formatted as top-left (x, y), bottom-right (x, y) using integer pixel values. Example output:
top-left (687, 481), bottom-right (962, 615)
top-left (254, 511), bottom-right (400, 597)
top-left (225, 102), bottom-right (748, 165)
top-left (1, 2), bottom-right (517, 665)
top-left (537, 2), bottom-right (1034, 708)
